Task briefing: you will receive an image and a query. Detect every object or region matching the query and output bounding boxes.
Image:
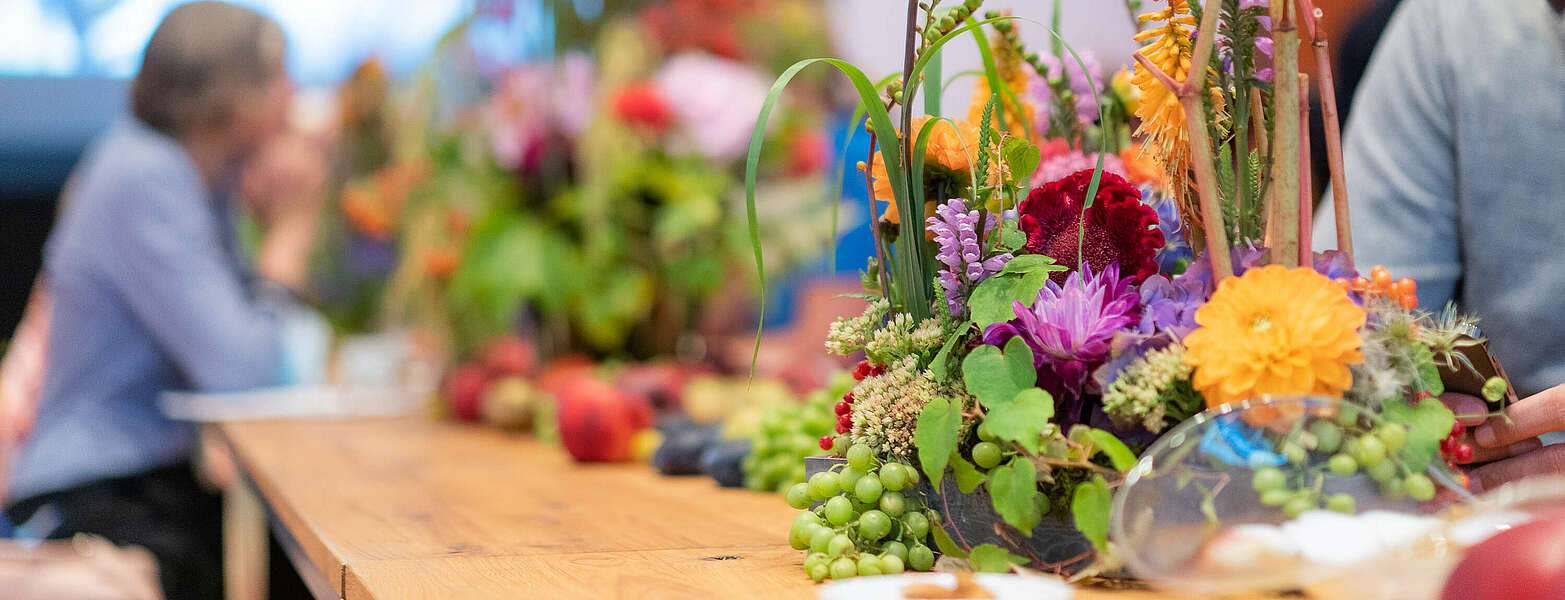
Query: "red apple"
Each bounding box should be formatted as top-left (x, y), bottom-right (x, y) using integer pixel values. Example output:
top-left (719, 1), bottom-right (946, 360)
top-left (442, 363), bottom-right (491, 422)
top-left (1442, 509), bottom-right (1565, 600)
top-left (481, 336), bottom-right (536, 376)
top-left (555, 376), bottom-right (652, 462)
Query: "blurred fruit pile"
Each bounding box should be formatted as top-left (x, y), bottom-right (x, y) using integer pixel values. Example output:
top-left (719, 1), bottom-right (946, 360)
top-left (740, 373), bottom-right (852, 493)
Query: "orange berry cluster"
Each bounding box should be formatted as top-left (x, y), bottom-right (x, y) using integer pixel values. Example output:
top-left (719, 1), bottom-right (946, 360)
top-left (1335, 265), bottom-right (1417, 310)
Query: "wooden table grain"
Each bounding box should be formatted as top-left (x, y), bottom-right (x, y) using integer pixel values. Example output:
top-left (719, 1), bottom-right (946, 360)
top-left (217, 417), bottom-right (1274, 600)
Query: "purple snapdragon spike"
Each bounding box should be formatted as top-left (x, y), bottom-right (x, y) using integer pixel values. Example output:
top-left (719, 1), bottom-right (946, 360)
top-left (928, 199), bottom-right (1012, 317)
top-left (981, 262), bottom-right (1140, 425)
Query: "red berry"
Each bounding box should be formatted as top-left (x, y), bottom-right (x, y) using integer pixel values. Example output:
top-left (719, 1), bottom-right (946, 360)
top-left (1415, 391), bottom-right (1436, 402)
top-left (852, 361), bottom-right (872, 380)
top-left (1441, 438), bottom-right (1458, 454)
top-left (819, 436), bottom-right (835, 451)
top-left (1452, 422), bottom-right (1466, 437)
top-left (1456, 444), bottom-right (1475, 462)
top-left (843, 392), bottom-right (855, 404)
top-left (835, 421), bottom-right (851, 434)
top-left (834, 401), bottom-right (851, 416)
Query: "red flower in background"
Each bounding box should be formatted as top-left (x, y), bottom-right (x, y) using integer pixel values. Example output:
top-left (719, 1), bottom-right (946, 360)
top-left (639, 0), bottom-right (763, 59)
top-left (785, 128), bottom-right (828, 176)
top-left (1019, 169), bottom-right (1164, 284)
top-left (611, 82), bottom-right (674, 132)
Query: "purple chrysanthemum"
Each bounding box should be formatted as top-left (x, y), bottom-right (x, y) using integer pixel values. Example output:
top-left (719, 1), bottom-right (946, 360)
top-left (981, 262), bottom-right (1139, 424)
top-left (928, 199), bottom-right (1010, 316)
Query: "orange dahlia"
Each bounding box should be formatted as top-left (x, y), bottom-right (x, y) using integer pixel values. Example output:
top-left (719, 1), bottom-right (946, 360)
top-left (1183, 265), bottom-right (1365, 408)
top-left (862, 116), bottom-right (981, 225)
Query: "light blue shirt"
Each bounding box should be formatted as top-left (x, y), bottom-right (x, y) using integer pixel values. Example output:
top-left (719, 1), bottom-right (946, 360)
top-left (1315, 0), bottom-right (1565, 398)
top-left (8, 120), bottom-right (306, 502)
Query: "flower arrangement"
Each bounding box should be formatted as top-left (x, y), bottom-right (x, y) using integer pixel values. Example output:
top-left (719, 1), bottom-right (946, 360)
top-left (754, 0), bottom-right (1513, 583)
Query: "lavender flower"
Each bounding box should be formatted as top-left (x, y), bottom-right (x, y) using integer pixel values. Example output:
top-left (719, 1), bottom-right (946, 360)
top-left (928, 199), bottom-right (1010, 316)
top-left (981, 262), bottom-right (1140, 425)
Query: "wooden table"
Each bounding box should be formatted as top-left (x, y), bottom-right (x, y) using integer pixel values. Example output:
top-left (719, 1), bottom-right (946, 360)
top-left (216, 417), bottom-right (1270, 599)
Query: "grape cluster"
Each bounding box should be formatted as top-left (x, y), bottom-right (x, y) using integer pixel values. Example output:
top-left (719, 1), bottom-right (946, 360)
top-left (785, 443), bottom-right (938, 582)
top-left (1251, 406), bottom-right (1437, 517)
top-left (742, 375), bottom-right (852, 493)
top-left (820, 361), bottom-right (885, 452)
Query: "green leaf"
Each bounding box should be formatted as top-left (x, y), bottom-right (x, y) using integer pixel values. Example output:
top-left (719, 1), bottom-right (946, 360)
top-left (969, 544), bottom-right (1027, 573)
top-left (1382, 396), bottom-right (1456, 472)
top-left (929, 330), bottom-right (966, 382)
top-left (949, 452), bottom-right (988, 494)
top-left (983, 388), bottom-right (1054, 453)
top-left (1413, 343), bottom-right (1445, 395)
top-left (1002, 337), bottom-right (1037, 390)
top-left (998, 254), bottom-right (1063, 276)
top-left (930, 521), bottom-right (970, 558)
top-left (1085, 429), bottom-right (1138, 472)
top-left (1002, 139), bottom-right (1042, 189)
top-left (914, 397), bottom-right (964, 488)
top-left (997, 220), bottom-right (1027, 252)
top-left (1072, 474), bottom-right (1112, 553)
top-left (968, 271), bottom-right (1052, 327)
top-left (988, 456), bottom-right (1043, 535)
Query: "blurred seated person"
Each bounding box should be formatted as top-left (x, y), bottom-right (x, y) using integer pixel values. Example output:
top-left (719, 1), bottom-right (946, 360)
top-left (4, 3), bottom-right (326, 598)
top-left (1314, 0), bottom-right (1565, 493)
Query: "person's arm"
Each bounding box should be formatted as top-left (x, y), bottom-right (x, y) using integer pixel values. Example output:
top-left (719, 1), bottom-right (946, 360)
top-left (1313, 0), bottom-right (1459, 309)
top-left (104, 172), bottom-right (292, 392)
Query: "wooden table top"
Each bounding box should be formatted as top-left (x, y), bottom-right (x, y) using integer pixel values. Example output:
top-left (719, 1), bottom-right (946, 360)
top-left (217, 416), bottom-right (1274, 600)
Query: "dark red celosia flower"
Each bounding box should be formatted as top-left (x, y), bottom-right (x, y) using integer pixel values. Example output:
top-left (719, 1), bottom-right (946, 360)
top-left (1018, 169), bottom-right (1164, 284)
top-left (611, 83), bottom-right (674, 132)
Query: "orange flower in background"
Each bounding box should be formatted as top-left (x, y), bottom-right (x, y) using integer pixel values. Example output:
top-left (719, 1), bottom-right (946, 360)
top-left (861, 116), bottom-right (981, 224)
top-left (342, 185), bottom-right (391, 239)
top-left (965, 28), bottom-right (1036, 139)
top-left (1184, 265), bottom-right (1366, 408)
top-left (1131, 0), bottom-right (1196, 190)
top-left (424, 246), bottom-right (461, 279)
top-left (1118, 144), bottom-right (1164, 188)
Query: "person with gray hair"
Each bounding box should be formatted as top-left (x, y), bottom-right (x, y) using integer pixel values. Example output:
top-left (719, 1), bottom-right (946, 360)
top-left (3, 3), bottom-right (326, 598)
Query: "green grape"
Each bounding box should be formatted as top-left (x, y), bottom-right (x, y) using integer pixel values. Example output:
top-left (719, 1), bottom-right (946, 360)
top-left (825, 496), bottom-right (854, 525)
top-left (1260, 489), bottom-right (1292, 506)
top-left (903, 511), bottom-right (930, 539)
top-left (904, 464), bottom-right (921, 487)
top-left (859, 510), bottom-right (892, 540)
top-left (882, 541), bottom-right (909, 562)
top-left (880, 553), bottom-right (905, 574)
top-left (809, 527), bottom-right (835, 554)
top-left (1311, 421), bottom-right (1343, 454)
top-left (1251, 467), bottom-right (1286, 493)
top-left (808, 472), bottom-right (839, 501)
top-left (857, 554), bottom-right (883, 576)
top-left (1368, 459), bottom-right (1398, 483)
top-left (977, 422), bottom-right (997, 442)
top-left (879, 491), bottom-right (907, 517)
top-left (1342, 437), bottom-right (1362, 461)
top-left (786, 483), bottom-right (813, 510)
top-left (1329, 453), bottom-right (1358, 476)
top-left (879, 463), bottom-right (909, 491)
top-left (971, 442), bottom-right (1003, 469)
top-left (908, 544), bottom-right (936, 571)
top-left (855, 473), bottom-right (885, 503)
top-left (1380, 477), bottom-right (1407, 501)
top-left (1335, 403), bottom-right (1361, 427)
top-left (831, 436), bottom-right (849, 455)
top-left (809, 563), bottom-right (830, 582)
top-left (846, 444), bottom-right (874, 471)
top-left (1326, 493), bottom-right (1357, 514)
top-left (836, 467), bottom-right (864, 492)
top-left (827, 533), bottom-right (855, 558)
top-left (1355, 435), bottom-right (1387, 468)
top-left (794, 511), bottom-right (823, 530)
top-left (790, 527), bottom-right (811, 550)
top-left (1406, 473), bottom-right (1436, 501)
top-left (1282, 442), bottom-right (1308, 466)
top-left (1483, 376), bottom-right (1508, 403)
top-left (1283, 496), bottom-right (1316, 518)
top-left (829, 556), bottom-right (858, 579)
top-left (1378, 425), bottom-right (1407, 453)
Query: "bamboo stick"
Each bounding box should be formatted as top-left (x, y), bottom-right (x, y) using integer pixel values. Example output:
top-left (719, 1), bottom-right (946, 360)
top-left (1297, 73), bottom-right (1312, 268)
top-left (1268, 0), bottom-right (1301, 267)
top-left (1298, 0), bottom-right (1353, 261)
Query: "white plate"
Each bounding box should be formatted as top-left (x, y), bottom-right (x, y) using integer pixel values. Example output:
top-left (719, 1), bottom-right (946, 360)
top-left (816, 573), bottom-right (1073, 600)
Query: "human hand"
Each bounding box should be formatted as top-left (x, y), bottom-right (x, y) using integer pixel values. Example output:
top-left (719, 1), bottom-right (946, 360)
top-left (1441, 388), bottom-right (1565, 492)
top-left (239, 133), bottom-right (326, 227)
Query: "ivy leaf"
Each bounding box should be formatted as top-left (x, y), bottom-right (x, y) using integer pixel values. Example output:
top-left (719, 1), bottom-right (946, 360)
top-left (930, 520), bottom-right (970, 558)
top-left (969, 543), bottom-right (1027, 573)
top-left (983, 388), bottom-right (1054, 454)
top-left (962, 345), bottom-right (1019, 410)
top-left (1382, 395), bottom-right (1455, 472)
top-left (1085, 429), bottom-right (1138, 471)
top-left (1072, 474), bottom-right (1112, 553)
top-left (997, 254), bottom-right (1059, 275)
top-left (949, 452), bottom-right (988, 494)
top-left (1002, 139), bottom-right (1042, 190)
top-left (988, 456), bottom-right (1043, 535)
top-left (967, 258), bottom-right (1059, 327)
top-left (1002, 336), bottom-right (1038, 390)
top-left (914, 397), bottom-right (963, 488)
top-left (997, 220), bottom-right (1026, 252)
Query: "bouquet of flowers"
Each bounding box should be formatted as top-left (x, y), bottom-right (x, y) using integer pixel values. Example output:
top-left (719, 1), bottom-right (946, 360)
top-left (754, 0), bottom-right (1514, 583)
